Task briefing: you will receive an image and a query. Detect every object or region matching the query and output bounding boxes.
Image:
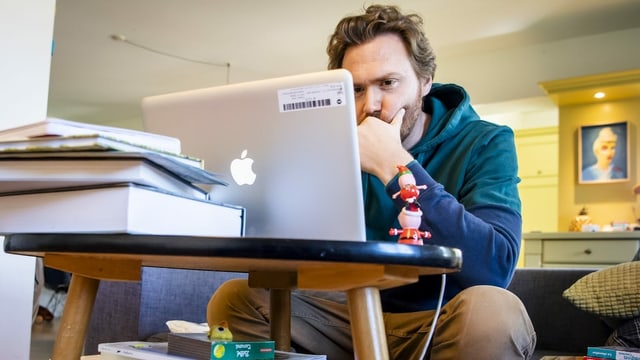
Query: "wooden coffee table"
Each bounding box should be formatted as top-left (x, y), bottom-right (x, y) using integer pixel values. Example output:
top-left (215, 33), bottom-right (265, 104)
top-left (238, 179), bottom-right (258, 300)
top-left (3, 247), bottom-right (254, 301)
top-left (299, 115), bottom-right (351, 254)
top-left (4, 233), bottom-right (462, 360)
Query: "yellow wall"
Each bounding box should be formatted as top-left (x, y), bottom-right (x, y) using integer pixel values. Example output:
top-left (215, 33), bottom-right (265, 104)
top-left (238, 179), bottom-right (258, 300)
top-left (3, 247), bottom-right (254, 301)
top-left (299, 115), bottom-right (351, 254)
top-left (558, 97), bottom-right (640, 229)
top-left (514, 126), bottom-right (559, 267)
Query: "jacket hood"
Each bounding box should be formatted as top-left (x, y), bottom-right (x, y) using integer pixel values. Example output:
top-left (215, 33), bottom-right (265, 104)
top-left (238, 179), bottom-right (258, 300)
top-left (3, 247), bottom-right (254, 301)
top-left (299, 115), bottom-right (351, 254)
top-left (410, 83), bottom-right (481, 155)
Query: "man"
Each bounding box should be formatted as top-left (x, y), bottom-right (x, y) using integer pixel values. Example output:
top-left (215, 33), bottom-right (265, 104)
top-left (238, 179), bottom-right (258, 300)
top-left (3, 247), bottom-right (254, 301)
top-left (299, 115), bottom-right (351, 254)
top-left (208, 5), bottom-right (536, 359)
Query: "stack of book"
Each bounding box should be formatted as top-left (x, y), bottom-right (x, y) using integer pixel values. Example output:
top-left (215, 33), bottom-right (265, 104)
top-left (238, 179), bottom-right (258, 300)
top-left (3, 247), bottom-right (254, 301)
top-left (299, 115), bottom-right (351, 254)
top-left (584, 346), bottom-right (640, 359)
top-left (98, 342), bottom-right (187, 360)
top-left (167, 333), bottom-right (275, 360)
top-left (0, 118), bottom-right (244, 236)
top-left (98, 337), bottom-right (326, 359)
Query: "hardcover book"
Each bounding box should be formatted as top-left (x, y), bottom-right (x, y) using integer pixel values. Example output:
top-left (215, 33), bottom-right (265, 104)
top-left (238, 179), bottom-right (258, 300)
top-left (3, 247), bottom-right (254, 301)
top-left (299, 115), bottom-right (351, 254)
top-left (0, 151), bottom-right (227, 185)
top-left (98, 340), bottom-right (325, 360)
top-left (0, 117), bottom-right (181, 154)
top-left (167, 333), bottom-right (274, 360)
top-left (166, 333), bottom-right (326, 360)
top-left (0, 155), bottom-right (213, 199)
top-left (0, 134), bottom-right (203, 168)
top-left (99, 341), bottom-right (189, 360)
top-left (274, 351), bottom-right (327, 359)
top-left (587, 346), bottom-right (640, 360)
top-left (0, 183), bottom-right (244, 236)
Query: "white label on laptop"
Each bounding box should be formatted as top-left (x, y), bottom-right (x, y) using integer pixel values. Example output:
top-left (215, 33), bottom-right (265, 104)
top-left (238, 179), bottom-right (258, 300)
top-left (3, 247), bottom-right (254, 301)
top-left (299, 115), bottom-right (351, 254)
top-left (278, 82), bottom-right (347, 112)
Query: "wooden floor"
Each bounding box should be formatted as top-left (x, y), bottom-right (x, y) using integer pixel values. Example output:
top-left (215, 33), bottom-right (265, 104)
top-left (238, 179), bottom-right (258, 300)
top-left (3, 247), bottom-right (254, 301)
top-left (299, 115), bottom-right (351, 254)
top-left (31, 284), bottom-right (65, 360)
top-left (29, 265), bottom-right (69, 360)
top-left (30, 316), bottom-right (58, 360)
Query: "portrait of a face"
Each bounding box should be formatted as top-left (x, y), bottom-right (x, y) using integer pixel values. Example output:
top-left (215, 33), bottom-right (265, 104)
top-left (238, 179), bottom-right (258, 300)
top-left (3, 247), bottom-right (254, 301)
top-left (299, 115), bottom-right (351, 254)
top-left (579, 122), bottom-right (629, 184)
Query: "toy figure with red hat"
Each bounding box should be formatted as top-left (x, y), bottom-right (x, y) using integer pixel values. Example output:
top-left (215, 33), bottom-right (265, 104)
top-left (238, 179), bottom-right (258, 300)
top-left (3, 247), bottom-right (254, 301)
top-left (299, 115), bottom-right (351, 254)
top-left (389, 165), bottom-right (431, 245)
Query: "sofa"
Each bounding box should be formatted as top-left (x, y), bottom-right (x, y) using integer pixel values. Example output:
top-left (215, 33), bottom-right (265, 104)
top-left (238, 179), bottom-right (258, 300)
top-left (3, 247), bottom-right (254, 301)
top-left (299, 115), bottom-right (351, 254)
top-left (84, 267), bottom-right (612, 359)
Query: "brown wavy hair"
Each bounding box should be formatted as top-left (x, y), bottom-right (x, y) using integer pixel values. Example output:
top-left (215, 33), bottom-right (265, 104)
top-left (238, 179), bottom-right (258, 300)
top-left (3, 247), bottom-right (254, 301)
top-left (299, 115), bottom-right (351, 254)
top-left (327, 4), bottom-right (436, 80)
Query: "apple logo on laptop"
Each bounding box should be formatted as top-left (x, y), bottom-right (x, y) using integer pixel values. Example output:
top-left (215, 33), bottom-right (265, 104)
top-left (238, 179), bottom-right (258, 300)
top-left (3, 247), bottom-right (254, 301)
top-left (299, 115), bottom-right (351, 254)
top-left (230, 149), bottom-right (256, 185)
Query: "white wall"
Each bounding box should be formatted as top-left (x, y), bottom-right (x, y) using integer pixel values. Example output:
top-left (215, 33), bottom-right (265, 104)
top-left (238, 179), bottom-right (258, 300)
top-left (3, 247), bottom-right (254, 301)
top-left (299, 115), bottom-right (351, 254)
top-left (438, 27), bottom-right (640, 105)
top-left (0, 1), bottom-right (56, 359)
top-left (475, 96), bottom-right (559, 131)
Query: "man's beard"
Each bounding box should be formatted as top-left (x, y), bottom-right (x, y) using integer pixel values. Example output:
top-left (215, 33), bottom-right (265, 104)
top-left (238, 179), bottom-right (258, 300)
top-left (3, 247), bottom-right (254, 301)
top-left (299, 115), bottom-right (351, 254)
top-left (400, 92), bottom-right (425, 141)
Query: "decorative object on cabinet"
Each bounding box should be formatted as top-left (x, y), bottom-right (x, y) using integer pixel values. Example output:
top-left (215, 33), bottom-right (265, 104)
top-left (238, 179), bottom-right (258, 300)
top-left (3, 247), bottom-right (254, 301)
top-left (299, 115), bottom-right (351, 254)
top-left (579, 121), bottom-right (629, 184)
top-left (569, 206), bottom-right (593, 232)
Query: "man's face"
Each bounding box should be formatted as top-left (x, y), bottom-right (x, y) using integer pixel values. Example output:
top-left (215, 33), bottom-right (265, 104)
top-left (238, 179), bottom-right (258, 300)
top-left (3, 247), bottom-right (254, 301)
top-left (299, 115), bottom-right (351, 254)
top-left (342, 33), bottom-right (431, 140)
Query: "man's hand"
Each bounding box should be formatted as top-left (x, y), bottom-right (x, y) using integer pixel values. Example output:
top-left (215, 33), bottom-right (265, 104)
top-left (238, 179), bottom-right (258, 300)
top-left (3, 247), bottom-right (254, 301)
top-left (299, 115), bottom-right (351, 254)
top-left (358, 108), bottom-right (413, 184)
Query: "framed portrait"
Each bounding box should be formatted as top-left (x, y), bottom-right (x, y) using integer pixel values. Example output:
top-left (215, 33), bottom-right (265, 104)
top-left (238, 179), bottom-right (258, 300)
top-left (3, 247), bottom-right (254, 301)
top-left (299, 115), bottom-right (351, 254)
top-left (579, 121), bottom-right (629, 184)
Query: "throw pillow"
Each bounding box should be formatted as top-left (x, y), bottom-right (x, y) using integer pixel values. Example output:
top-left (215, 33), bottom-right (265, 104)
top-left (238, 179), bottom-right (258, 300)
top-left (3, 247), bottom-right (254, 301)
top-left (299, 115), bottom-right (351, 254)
top-left (562, 261), bottom-right (640, 319)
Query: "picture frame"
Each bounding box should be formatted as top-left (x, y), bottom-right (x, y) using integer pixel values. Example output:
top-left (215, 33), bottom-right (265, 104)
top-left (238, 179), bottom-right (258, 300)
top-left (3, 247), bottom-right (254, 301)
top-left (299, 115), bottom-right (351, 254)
top-left (579, 121), bottom-right (629, 184)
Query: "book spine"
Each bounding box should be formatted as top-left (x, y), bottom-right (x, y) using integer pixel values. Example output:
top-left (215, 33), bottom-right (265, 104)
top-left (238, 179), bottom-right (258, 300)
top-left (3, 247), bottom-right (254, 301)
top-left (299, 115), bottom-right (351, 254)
top-left (587, 348), bottom-right (640, 360)
top-left (587, 348), bottom-right (616, 359)
top-left (616, 353), bottom-right (640, 360)
top-left (210, 341), bottom-right (275, 360)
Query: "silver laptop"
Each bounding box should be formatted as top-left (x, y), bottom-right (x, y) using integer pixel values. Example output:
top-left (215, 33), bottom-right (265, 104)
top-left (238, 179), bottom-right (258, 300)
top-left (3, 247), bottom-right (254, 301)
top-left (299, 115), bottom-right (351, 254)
top-left (142, 69), bottom-right (366, 241)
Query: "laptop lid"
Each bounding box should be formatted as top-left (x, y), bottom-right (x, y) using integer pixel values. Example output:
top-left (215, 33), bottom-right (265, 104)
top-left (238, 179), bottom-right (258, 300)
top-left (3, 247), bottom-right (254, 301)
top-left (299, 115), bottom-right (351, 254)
top-left (142, 69), bottom-right (366, 241)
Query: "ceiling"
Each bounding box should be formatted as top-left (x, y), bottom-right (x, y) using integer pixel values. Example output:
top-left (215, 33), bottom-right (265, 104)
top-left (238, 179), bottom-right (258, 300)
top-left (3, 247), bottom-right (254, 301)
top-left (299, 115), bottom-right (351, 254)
top-left (47, 0), bottom-right (640, 128)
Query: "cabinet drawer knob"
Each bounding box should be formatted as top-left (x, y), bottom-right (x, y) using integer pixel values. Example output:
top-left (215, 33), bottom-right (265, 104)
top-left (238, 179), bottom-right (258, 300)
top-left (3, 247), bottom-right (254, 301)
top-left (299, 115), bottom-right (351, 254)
top-left (584, 249), bottom-right (592, 255)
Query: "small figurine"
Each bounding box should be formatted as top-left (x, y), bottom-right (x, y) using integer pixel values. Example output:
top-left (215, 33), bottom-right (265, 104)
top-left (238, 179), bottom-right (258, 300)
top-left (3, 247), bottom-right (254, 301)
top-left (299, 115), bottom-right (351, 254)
top-left (569, 206), bottom-right (592, 232)
top-left (208, 320), bottom-right (233, 341)
top-left (389, 204), bottom-right (431, 245)
top-left (389, 165), bottom-right (431, 245)
top-left (392, 165), bottom-right (427, 205)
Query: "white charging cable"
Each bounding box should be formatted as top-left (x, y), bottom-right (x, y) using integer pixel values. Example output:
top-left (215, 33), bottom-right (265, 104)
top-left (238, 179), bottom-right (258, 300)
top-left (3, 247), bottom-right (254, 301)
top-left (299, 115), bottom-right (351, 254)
top-left (417, 273), bottom-right (447, 359)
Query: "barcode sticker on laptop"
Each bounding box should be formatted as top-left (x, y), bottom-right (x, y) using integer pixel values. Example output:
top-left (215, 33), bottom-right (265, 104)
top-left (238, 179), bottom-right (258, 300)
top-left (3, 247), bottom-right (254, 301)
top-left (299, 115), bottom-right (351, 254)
top-left (278, 82), bottom-right (347, 112)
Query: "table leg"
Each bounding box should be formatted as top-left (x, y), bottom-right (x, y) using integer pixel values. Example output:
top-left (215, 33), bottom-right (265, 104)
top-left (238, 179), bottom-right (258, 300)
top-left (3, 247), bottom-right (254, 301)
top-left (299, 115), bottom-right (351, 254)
top-left (51, 274), bottom-right (99, 360)
top-left (270, 288), bottom-right (291, 351)
top-left (347, 287), bottom-right (389, 360)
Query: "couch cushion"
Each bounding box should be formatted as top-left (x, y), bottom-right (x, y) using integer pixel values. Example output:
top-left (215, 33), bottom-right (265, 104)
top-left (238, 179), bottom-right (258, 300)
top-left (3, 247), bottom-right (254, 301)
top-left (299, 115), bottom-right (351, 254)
top-left (85, 280), bottom-right (142, 354)
top-left (508, 268), bottom-right (611, 354)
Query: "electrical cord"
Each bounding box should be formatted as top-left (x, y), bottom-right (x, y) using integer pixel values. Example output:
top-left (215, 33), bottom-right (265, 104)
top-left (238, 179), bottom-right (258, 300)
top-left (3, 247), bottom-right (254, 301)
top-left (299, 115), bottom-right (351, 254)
top-left (110, 34), bottom-right (231, 83)
top-left (417, 273), bottom-right (447, 360)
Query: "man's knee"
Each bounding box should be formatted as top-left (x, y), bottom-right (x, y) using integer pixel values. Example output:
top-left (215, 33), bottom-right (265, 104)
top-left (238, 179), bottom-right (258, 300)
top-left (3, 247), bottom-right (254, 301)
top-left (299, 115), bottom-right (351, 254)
top-left (207, 279), bottom-right (250, 321)
top-left (436, 286), bottom-right (536, 359)
top-left (212, 279), bottom-right (250, 302)
top-left (454, 285), bottom-right (529, 327)
top-left (458, 285), bottom-right (522, 305)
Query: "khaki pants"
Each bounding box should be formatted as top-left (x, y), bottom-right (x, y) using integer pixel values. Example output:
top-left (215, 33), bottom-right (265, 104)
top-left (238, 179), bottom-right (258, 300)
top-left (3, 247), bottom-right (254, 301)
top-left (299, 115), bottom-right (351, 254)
top-left (207, 279), bottom-right (536, 360)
